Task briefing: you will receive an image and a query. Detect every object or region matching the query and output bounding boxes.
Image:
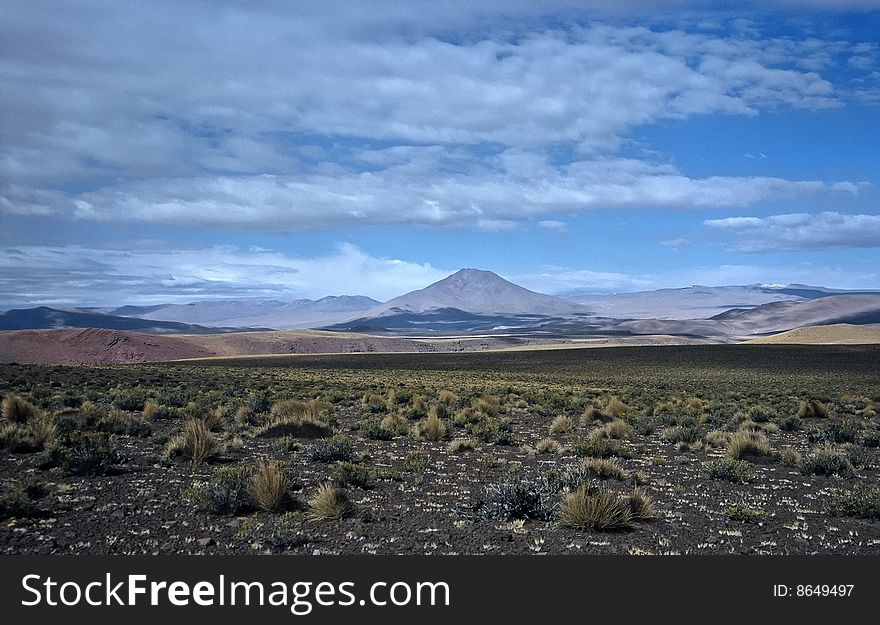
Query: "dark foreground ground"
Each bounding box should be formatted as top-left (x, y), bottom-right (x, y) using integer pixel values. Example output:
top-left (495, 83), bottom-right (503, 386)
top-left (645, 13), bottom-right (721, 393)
top-left (1, 345), bottom-right (879, 554)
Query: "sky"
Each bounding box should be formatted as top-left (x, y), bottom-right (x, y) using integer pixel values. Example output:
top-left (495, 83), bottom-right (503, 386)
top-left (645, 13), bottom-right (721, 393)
top-left (1, 0), bottom-right (879, 307)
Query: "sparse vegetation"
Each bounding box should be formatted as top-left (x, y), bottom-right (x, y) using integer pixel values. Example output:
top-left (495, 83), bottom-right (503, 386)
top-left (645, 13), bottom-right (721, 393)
top-left (559, 484), bottom-right (633, 531)
top-left (250, 460), bottom-right (291, 512)
top-left (307, 483), bottom-right (353, 521)
top-left (164, 419), bottom-right (224, 465)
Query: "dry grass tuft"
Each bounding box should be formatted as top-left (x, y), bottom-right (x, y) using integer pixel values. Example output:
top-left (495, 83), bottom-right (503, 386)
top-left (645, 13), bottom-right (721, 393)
top-left (536, 438), bottom-right (562, 454)
top-left (307, 482), bottom-right (353, 521)
top-left (727, 430), bottom-right (772, 459)
top-left (447, 438), bottom-right (477, 454)
top-left (627, 487), bottom-right (656, 520)
top-left (549, 415), bottom-right (574, 435)
top-left (250, 460), bottom-right (290, 512)
top-left (798, 400), bottom-right (828, 419)
top-left (605, 396), bottom-right (630, 417)
top-left (2, 394), bottom-right (37, 424)
top-left (596, 419), bottom-right (633, 440)
top-left (164, 419), bottom-right (224, 465)
top-left (584, 457), bottom-right (628, 480)
top-left (412, 411), bottom-right (447, 441)
top-left (559, 485), bottom-right (633, 531)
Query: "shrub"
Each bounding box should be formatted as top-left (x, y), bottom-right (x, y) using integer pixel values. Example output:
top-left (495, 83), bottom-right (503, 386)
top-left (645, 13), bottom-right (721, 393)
top-left (0, 409), bottom-right (57, 453)
top-left (725, 503), bottom-right (764, 523)
top-left (800, 445), bottom-right (855, 477)
top-left (465, 416), bottom-right (514, 445)
top-left (447, 438), bottom-right (477, 454)
top-left (705, 457), bottom-right (755, 483)
top-left (468, 477), bottom-right (556, 521)
top-left (111, 389), bottom-right (146, 412)
top-left (705, 430), bottom-right (731, 448)
top-left (307, 483), bottom-right (353, 521)
top-left (361, 393), bottom-right (386, 413)
top-left (63, 433), bottom-right (121, 476)
top-left (584, 457), bottom-right (628, 481)
top-left (474, 395), bottom-right (500, 418)
top-left (549, 415), bottom-right (574, 435)
top-left (309, 435), bottom-right (354, 463)
top-left (358, 417), bottom-right (394, 441)
top-left (412, 412), bottom-right (447, 441)
top-left (164, 419), bottom-right (224, 465)
top-left (2, 394), bottom-right (37, 423)
top-left (662, 425), bottom-right (701, 445)
top-left (831, 485), bottom-right (880, 520)
top-left (331, 462), bottom-right (372, 489)
top-left (574, 433), bottom-right (627, 459)
top-left (776, 415), bottom-right (801, 432)
top-left (727, 430), bottom-right (772, 460)
top-left (189, 466), bottom-right (252, 515)
top-left (403, 450), bottom-right (431, 473)
top-left (798, 400), bottom-right (828, 420)
top-left (0, 480), bottom-right (37, 520)
top-left (99, 409), bottom-right (151, 437)
top-left (202, 406), bottom-right (228, 433)
top-left (806, 419), bottom-right (860, 445)
top-left (559, 484), bottom-right (633, 531)
top-left (250, 461), bottom-right (291, 512)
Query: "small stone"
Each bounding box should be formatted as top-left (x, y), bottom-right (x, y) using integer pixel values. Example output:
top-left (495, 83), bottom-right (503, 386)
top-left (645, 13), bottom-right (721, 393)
top-left (312, 549), bottom-right (321, 555)
top-left (197, 537), bottom-right (215, 547)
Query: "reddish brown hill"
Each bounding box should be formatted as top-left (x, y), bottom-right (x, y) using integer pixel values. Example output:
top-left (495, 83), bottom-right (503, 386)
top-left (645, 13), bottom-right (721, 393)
top-left (0, 328), bottom-right (216, 365)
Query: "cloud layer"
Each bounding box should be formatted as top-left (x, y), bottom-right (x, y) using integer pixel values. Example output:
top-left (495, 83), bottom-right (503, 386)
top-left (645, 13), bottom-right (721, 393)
top-left (705, 211), bottom-right (880, 251)
top-left (1, 4), bottom-right (870, 229)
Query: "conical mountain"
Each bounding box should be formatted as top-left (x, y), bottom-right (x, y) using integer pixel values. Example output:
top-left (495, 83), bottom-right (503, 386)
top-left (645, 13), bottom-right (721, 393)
top-left (369, 268), bottom-right (585, 316)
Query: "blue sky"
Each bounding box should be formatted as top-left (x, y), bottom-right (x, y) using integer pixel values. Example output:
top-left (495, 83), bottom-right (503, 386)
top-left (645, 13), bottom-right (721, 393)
top-left (1, 0), bottom-right (879, 306)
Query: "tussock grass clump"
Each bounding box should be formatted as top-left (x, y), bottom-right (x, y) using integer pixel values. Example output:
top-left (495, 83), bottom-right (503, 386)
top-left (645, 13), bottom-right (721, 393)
top-left (358, 417), bottom-right (394, 441)
top-left (379, 413), bottom-right (409, 435)
top-left (2, 394), bottom-right (38, 424)
top-left (580, 406), bottom-right (605, 426)
top-left (780, 448), bottom-right (802, 467)
top-left (0, 478), bottom-right (47, 521)
top-left (559, 484), bottom-right (633, 531)
top-left (705, 457), bottom-right (755, 483)
top-left (584, 457), bottom-right (628, 481)
top-left (0, 409), bottom-right (57, 453)
top-left (536, 438), bottom-right (562, 454)
top-left (662, 425), bottom-right (701, 445)
top-left (831, 485), bottom-right (880, 520)
top-left (143, 400), bottom-right (166, 420)
top-left (438, 390), bottom-right (458, 406)
top-left (574, 432), bottom-right (627, 459)
top-left (806, 419), bottom-right (860, 445)
top-left (447, 438), bottom-right (477, 454)
top-left (549, 415), bottom-right (573, 435)
top-left (412, 412), bottom-right (447, 441)
top-left (309, 435), bottom-right (354, 463)
top-left (164, 419), bottom-right (224, 465)
top-left (595, 419), bottom-right (632, 440)
top-left (605, 396), bottom-right (630, 417)
top-left (800, 445), bottom-right (855, 477)
top-left (705, 430), bottom-right (731, 448)
top-left (627, 487), bottom-right (656, 520)
top-left (250, 461), bottom-right (291, 512)
top-left (474, 395), bottom-right (501, 418)
top-left (726, 430), bottom-right (772, 460)
top-left (201, 406), bottom-right (228, 432)
top-left (307, 483), bottom-right (353, 521)
top-left (257, 401), bottom-right (333, 440)
top-left (798, 400), bottom-right (829, 420)
top-left (362, 393), bottom-right (386, 413)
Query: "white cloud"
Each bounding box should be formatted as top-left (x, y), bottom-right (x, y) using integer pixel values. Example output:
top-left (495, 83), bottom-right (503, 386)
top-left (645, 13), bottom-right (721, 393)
top-left (661, 238), bottom-right (690, 247)
top-left (52, 156), bottom-right (857, 230)
top-left (538, 220), bottom-right (568, 231)
top-left (0, 243), bottom-right (448, 307)
top-left (513, 266), bottom-right (655, 294)
top-left (705, 211), bottom-right (880, 251)
top-left (0, 7), bottom-right (861, 229)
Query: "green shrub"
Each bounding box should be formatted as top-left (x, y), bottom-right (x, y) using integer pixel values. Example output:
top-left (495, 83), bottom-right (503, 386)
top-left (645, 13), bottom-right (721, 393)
top-left (800, 446), bottom-right (855, 477)
top-left (331, 462), bottom-right (372, 489)
top-left (705, 457), bottom-right (755, 483)
top-left (309, 435), bottom-right (354, 463)
top-left (806, 419), bottom-right (860, 445)
top-left (467, 476), bottom-right (556, 521)
top-left (831, 485), bottom-right (880, 520)
top-left (725, 503), bottom-right (764, 523)
top-left (189, 466), bottom-right (253, 515)
top-left (63, 432), bottom-right (121, 476)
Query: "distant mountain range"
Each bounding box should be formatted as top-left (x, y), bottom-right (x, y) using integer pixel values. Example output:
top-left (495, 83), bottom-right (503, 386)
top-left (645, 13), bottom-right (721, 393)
top-left (2, 269), bottom-right (879, 340)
